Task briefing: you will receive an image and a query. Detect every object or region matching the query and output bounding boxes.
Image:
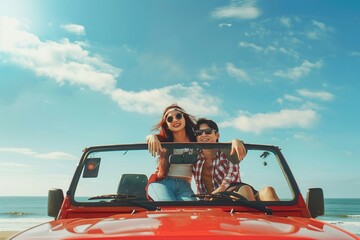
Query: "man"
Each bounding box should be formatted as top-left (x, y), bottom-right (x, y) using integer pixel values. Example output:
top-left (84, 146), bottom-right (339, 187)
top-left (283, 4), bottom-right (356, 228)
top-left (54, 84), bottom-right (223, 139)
top-left (192, 118), bottom-right (279, 201)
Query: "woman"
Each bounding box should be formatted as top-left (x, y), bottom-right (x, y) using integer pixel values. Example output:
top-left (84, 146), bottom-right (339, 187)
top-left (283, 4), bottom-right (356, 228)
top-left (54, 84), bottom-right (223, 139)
top-left (146, 104), bottom-right (197, 201)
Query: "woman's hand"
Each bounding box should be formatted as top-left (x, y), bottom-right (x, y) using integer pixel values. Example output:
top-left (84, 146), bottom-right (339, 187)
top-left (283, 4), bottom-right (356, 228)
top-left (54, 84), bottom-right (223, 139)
top-left (146, 134), bottom-right (163, 157)
top-left (230, 139), bottom-right (246, 161)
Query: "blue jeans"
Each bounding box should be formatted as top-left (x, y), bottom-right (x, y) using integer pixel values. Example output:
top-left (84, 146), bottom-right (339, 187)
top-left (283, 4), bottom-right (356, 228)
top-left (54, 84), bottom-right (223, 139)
top-left (148, 176), bottom-right (196, 201)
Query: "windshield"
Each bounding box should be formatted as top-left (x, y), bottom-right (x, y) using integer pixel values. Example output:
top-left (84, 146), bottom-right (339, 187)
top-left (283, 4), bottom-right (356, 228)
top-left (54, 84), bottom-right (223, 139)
top-left (71, 143), bottom-right (294, 204)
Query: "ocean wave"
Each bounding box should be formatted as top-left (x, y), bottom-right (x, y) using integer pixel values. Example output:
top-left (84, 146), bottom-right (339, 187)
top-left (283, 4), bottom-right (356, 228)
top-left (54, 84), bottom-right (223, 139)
top-left (326, 221), bottom-right (360, 225)
top-left (323, 214), bottom-right (360, 219)
top-left (0, 211), bottom-right (33, 216)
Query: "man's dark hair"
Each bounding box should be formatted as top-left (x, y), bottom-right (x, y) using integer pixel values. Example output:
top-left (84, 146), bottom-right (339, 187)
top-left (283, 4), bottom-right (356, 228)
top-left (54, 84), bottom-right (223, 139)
top-left (196, 118), bottom-right (219, 132)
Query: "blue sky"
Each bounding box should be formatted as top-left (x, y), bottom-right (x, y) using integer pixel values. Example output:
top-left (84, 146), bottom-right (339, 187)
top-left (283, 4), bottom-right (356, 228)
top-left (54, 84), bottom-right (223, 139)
top-left (0, 0), bottom-right (359, 197)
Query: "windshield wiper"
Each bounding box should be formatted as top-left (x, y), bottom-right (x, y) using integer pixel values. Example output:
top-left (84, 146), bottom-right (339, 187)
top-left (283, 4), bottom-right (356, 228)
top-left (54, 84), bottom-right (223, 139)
top-left (88, 194), bottom-right (161, 211)
top-left (89, 194), bottom-right (137, 200)
top-left (192, 192), bottom-right (272, 215)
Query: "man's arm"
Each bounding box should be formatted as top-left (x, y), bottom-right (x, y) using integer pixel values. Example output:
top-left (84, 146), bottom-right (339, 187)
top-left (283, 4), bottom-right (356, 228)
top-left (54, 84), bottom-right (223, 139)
top-left (222, 139), bottom-right (246, 164)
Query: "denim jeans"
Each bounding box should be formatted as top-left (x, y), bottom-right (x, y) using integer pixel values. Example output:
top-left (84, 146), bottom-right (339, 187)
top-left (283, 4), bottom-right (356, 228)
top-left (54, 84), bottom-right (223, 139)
top-left (148, 176), bottom-right (196, 201)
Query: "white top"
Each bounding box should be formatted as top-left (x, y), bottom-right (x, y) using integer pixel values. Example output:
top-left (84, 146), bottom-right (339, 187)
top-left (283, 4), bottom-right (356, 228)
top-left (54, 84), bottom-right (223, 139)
top-left (167, 164), bottom-right (192, 178)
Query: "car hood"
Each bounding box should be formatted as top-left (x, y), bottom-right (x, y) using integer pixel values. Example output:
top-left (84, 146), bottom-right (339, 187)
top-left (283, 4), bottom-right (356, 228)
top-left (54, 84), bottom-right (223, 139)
top-left (12, 209), bottom-right (357, 239)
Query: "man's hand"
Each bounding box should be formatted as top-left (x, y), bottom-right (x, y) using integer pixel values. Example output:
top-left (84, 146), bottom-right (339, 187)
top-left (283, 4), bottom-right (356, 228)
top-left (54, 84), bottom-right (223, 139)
top-left (230, 139), bottom-right (246, 161)
top-left (211, 184), bottom-right (227, 195)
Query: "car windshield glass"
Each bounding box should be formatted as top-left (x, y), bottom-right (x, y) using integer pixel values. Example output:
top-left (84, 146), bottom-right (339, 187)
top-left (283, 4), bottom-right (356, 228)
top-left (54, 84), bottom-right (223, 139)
top-left (72, 143), bottom-right (294, 204)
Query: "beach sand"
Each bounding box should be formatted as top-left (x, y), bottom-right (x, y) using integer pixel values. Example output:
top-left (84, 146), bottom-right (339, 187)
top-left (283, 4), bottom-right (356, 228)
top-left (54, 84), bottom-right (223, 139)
top-left (0, 231), bottom-right (18, 240)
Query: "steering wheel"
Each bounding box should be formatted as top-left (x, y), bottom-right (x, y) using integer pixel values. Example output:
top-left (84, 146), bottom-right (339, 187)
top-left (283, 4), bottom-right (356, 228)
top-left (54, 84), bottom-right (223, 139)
top-left (218, 191), bottom-right (248, 201)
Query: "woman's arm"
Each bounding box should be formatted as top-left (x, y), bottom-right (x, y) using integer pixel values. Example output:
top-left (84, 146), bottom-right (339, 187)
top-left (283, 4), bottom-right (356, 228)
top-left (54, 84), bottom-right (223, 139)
top-left (146, 134), bottom-right (163, 157)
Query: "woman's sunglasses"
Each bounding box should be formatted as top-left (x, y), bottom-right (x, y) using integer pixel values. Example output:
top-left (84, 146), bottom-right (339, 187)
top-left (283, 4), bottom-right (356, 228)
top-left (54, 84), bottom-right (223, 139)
top-left (166, 112), bottom-right (183, 123)
top-left (194, 128), bottom-right (216, 136)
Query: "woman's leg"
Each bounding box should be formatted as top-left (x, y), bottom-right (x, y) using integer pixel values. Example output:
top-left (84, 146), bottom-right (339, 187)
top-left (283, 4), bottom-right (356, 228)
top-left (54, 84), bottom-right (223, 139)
top-left (147, 178), bottom-right (176, 201)
top-left (176, 179), bottom-right (196, 201)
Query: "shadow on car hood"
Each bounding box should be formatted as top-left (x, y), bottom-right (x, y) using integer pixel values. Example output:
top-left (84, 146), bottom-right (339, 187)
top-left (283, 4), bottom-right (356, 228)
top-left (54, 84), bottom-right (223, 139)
top-left (13, 209), bottom-right (357, 239)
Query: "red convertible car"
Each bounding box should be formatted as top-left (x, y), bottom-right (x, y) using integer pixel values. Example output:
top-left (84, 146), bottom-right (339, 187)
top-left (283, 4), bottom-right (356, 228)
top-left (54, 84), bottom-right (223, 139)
top-left (10, 143), bottom-right (360, 239)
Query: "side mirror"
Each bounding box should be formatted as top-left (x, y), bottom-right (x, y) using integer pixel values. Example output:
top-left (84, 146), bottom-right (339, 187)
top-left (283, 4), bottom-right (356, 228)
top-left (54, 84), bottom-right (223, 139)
top-left (48, 188), bottom-right (64, 218)
top-left (306, 188), bottom-right (324, 218)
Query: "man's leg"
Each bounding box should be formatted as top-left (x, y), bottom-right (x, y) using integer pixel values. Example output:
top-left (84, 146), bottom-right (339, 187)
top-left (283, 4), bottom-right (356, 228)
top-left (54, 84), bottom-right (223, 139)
top-left (177, 179), bottom-right (196, 201)
top-left (236, 185), bottom-right (256, 201)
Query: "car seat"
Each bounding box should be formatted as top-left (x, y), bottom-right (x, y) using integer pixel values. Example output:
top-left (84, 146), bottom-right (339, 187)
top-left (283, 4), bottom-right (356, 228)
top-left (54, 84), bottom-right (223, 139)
top-left (117, 174), bottom-right (148, 200)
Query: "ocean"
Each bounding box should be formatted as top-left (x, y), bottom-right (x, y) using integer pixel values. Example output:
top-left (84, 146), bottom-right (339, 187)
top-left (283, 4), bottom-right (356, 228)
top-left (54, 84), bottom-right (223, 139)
top-left (0, 197), bottom-right (359, 236)
top-left (318, 198), bottom-right (360, 237)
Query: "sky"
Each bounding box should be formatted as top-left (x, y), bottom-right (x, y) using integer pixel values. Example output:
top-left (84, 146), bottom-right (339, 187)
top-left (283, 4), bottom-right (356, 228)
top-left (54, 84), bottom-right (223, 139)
top-left (0, 0), bottom-right (359, 198)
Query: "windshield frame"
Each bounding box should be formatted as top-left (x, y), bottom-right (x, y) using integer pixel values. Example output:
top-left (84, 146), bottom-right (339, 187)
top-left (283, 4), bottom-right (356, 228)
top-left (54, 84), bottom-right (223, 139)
top-left (66, 143), bottom-right (301, 208)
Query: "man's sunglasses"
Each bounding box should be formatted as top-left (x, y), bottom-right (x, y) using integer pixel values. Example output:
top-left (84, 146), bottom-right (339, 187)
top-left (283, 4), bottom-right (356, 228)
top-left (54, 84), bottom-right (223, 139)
top-left (167, 113), bottom-right (183, 123)
top-left (194, 128), bottom-right (217, 136)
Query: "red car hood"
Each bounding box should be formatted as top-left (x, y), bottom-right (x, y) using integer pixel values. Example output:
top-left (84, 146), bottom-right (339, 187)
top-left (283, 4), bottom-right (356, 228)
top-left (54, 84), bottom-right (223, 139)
top-left (12, 209), bottom-right (357, 239)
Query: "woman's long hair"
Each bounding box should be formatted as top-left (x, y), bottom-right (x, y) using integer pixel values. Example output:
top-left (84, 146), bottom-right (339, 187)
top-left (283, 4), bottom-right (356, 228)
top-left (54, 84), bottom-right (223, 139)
top-left (153, 104), bottom-right (197, 179)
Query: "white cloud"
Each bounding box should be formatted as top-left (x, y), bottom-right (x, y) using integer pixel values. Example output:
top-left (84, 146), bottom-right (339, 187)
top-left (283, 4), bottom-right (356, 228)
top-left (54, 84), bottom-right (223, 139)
top-left (36, 152), bottom-right (78, 160)
top-left (312, 20), bottom-right (330, 32)
top-left (0, 17), bottom-right (224, 118)
top-left (198, 64), bottom-right (220, 81)
top-left (226, 63), bottom-right (250, 82)
top-left (350, 51), bottom-right (360, 57)
top-left (199, 68), bottom-right (215, 80)
top-left (239, 41), bottom-right (299, 58)
top-left (0, 147), bottom-right (77, 160)
top-left (0, 17), bottom-right (120, 94)
top-left (274, 60), bottom-right (322, 80)
top-left (306, 31), bottom-right (319, 40)
top-left (219, 109), bottom-right (318, 134)
top-left (212, 0), bottom-right (261, 20)
top-left (61, 23), bottom-right (85, 35)
top-left (297, 89), bottom-right (334, 101)
top-left (0, 147), bottom-right (36, 155)
top-left (278, 48), bottom-right (299, 59)
top-left (284, 94), bottom-right (303, 102)
top-left (306, 20), bottom-right (333, 40)
top-left (280, 17), bottom-right (291, 28)
top-left (218, 23), bottom-right (232, 28)
top-left (300, 101), bottom-right (322, 110)
top-left (239, 41), bottom-right (263, 52)
top-left (111, 82), bottom-right (222, 116)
